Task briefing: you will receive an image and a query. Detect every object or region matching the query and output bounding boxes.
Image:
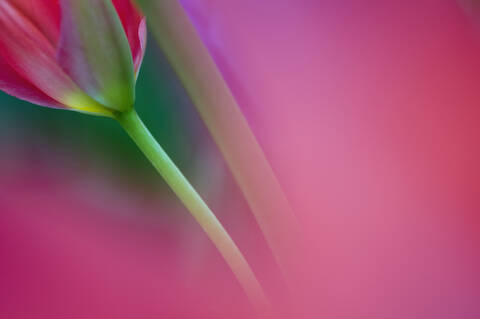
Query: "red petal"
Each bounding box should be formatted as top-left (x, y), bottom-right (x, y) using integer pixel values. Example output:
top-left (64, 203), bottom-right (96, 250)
top-left (112, 0), bottom-right (147, 74)
top-left (6, 0), bottom-right (61, 45)
top-left (0, 2), bottom-right (82, 108)
top-left (0, 53), bottom-right (62, 108)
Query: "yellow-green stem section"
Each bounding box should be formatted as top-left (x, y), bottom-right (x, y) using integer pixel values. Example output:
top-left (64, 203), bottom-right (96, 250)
top-left (135, 0), bottom-right (302, 288)
top-left (115, 109), bottom-right (267, 312)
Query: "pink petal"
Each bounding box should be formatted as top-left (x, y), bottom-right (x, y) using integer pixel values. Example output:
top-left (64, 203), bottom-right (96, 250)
top-left (6, 0), bottom-right (61, 45)
top-left (0, 2), bottom-right (84, 109)
top-left (112, 0), bottom-right (147, 75)
top-left (0, 53), bottom-right (62, 108)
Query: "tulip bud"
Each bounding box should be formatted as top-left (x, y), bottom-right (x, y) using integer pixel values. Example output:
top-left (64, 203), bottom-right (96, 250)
top-left (0, 0), bottom-right (146, 116)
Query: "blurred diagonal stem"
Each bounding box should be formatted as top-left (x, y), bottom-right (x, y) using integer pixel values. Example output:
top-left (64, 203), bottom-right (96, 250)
top-left (115, 109), bottom-right (268, 312)
top-left (135, 0), bottom-right (302, 286)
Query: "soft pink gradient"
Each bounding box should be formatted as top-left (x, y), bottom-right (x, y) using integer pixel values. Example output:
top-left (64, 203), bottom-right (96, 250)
top-left (1, 0), bottom-right (480, 318)
top-left (181, 0), bottom-right (480, 318)
top-left (0, 150), bottom-right (254, 318)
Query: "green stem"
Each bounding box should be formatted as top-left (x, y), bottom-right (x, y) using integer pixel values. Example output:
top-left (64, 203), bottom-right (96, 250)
top-left (135, 0), bottom-right (302, 287)
top-left (114, 109), bottom-right (268, 313)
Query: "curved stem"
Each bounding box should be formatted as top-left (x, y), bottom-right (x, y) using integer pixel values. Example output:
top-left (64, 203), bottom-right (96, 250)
top-left (135, 0), bottom-right (302, 287)
top-left (115, 109), bottom-right (268, 313)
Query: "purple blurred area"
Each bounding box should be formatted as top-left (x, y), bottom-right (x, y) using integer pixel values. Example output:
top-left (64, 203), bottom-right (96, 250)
top-left (1, 0), bottom-right (480, 318)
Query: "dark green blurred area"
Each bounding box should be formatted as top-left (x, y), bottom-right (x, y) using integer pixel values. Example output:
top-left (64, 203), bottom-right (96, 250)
top-left (0, 38), bottom-right (206, 195)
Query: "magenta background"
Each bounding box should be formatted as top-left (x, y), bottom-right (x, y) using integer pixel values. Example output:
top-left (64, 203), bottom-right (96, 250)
top-left (1, 0), bottom-right (479, 318)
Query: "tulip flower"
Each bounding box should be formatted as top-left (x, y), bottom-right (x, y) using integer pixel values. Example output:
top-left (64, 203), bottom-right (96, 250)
top-left (0, 0), bottom-right (146, 115)
top-left (0, 0), bottom-right (266, 312)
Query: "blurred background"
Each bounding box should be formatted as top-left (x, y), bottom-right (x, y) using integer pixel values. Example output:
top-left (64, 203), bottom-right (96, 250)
top-left (0, 33), bottom-right (266, 318)
top-left (1, 0), bottom-right (480, 318)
